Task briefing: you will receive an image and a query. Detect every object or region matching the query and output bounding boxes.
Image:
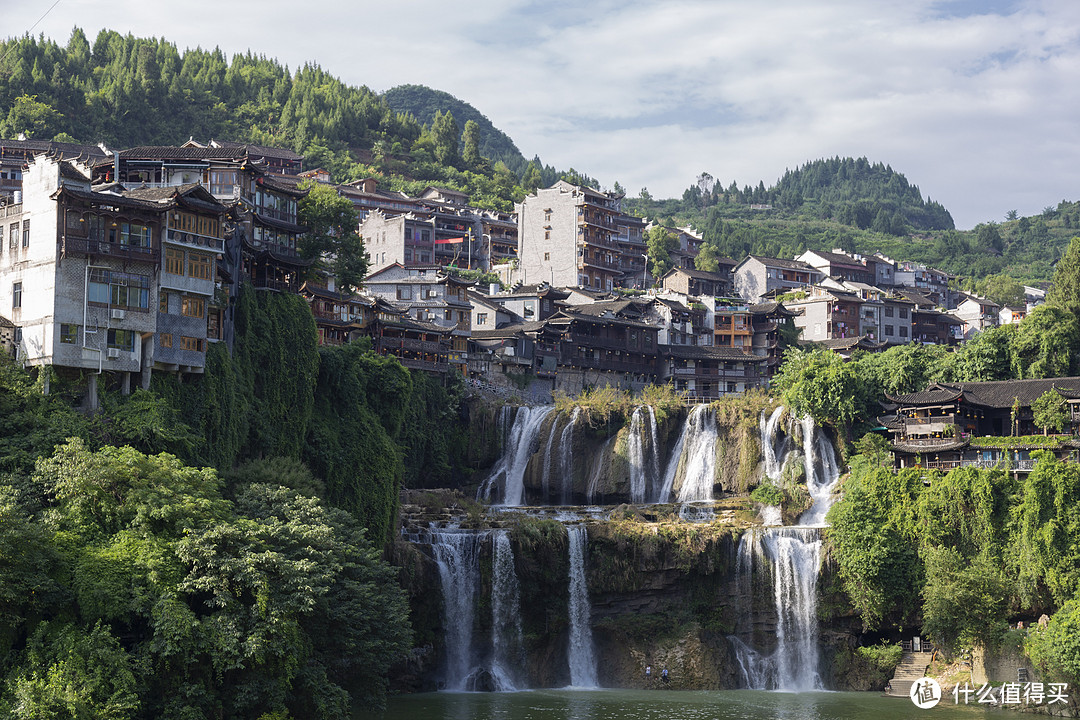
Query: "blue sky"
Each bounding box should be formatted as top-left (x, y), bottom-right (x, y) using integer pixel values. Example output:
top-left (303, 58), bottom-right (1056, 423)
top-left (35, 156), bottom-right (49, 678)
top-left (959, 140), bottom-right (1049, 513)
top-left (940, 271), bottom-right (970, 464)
top-left (5, 0), bottom-right (1080, 229)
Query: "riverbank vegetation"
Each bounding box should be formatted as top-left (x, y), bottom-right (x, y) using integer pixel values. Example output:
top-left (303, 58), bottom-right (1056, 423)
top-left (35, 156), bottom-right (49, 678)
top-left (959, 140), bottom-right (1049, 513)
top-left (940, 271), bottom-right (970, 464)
top-left (826, 450), bottom-right (1080, 687)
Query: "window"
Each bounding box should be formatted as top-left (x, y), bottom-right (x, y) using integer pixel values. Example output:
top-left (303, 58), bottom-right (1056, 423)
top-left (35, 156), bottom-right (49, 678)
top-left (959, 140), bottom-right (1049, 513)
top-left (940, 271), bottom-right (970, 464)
top-left (66, 210), bottom-right (87, 236)
top-left (88, 270), bottom-right (151, 310)
top-left (207, 310), bottom-right (221, 340)
top-left (107, 329), bottom-right (135, 351)
top-left (885, 325), bottom-right (894, 336)
top-left (899, 308), bottom-right (909, 319)
top-left (119, 223), bottom-right (150, 248)
top-left (884, 306), bottom-right (894, 317)
top-left (22, 219), bottom-right (29, 247)
top-left (165, 247), bottom-right (184, 275)
top-left (159, 291), bottom-right (170, 314)
top-left (8, 223), bottom-right (17, 248)
top-left (544, 230), bottom-right (550, 240)
top-left (900, 326), bottom-right (908, 337)
top-left (181, 296), bottom-right (205, 318)
top-left (544, 210), bottom-right (552, 222)
top-left (477, 312), bottom-right (488, 326)
top-left (159, 333), bottom-right (173, 348)
top-left (188, 253), bottom-right (212, 280)
top-left (544, 252), bottom-right (550, 261)
top-left (396, 286), bottom-right (411, 300)
top-left (210, 170), bottom-right (238, 196)
top-left (59, 324), bottom-right (78, 343)
top-left (179, 336), bottom-right (204, 352)
top-left (12, 282), bottom-right (21, 309)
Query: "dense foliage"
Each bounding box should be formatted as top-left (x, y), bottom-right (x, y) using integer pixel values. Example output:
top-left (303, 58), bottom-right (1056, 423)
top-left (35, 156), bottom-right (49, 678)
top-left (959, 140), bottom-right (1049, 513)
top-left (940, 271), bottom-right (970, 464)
top-left (827, 453), bottom-right (1080, 661)
top-left (382, 84), bottom-right (527, 172)
top-left (0, 440), bottom-right (411, 718)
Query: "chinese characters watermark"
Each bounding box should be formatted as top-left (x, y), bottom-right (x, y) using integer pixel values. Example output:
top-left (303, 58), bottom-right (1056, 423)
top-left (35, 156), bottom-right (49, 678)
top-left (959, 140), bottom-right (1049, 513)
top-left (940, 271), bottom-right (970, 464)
top-left (952, 682), bottom-right (1069, 706)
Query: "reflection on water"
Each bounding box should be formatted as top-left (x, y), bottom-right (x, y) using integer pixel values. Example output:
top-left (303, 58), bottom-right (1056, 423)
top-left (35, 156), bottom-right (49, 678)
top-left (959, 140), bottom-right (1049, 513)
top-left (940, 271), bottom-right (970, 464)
top-left (374, 689), bottom-right (1016, 720)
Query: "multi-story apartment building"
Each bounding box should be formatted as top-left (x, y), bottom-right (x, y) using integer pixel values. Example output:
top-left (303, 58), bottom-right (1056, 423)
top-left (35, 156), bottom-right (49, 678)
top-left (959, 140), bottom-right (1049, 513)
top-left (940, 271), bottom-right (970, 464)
top-left (797, 249), bottom-right (875, 284)
top-left (0, 156), bottom-right (226, 407)
top-left (123, 184), bottom-right (227, 372)
top-left (615, 212), bottom-right (647, 288)
top-left (660, 345), bottom-right (766, 399)
top-left (0, 137), bottom-right (107, 200)
top-left (713, 299), bottom-right (755, 350)
top-left (784, 286), bottom-right (864, 343)
top-left (749, 301), bottom-right (796, 380)
top-left (93, 145), bottom-right (309, 293)
top-left (660, 266), bottom-right (735, 298)
top-left (481, 210), bottom-right (519, 268)
top-left (955, 293), bottom-right (1001, 339)
top-left (517, 180), bottom-right (623, 292)
top-left (363, 263), bottom-right (473, 376)
top-left (896, 261), bottom-right (955, 309)
top-left (733, 255), bottom-right (824, 303)
top-left (338, 177), bottom-right (423, 221)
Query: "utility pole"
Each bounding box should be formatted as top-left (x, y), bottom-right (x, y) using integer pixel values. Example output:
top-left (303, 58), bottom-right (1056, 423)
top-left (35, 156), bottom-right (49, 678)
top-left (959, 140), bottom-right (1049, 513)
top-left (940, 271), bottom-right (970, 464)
top-left (642, 252), bottom-right (649, 290)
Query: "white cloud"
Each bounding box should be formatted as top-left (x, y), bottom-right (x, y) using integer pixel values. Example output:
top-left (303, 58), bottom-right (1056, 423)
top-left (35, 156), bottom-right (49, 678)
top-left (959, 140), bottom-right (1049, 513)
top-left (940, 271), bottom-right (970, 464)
top-left (5, 0), bottom-right (1080, 228)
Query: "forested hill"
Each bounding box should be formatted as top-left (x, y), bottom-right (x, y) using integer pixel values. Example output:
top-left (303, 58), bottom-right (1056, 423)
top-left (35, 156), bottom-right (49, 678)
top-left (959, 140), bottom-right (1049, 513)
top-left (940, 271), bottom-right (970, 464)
top-left (0, 29), bottom-right (575, 211)
top-left (382, 84), bottom-right (528, 173)
top-left (772, 157), bottom-right (955, 232)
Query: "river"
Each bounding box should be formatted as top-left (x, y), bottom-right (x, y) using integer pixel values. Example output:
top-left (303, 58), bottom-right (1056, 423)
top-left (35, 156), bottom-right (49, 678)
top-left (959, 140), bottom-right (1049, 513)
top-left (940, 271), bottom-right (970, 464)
top-left (373, 689), bottom-right (1016, 720)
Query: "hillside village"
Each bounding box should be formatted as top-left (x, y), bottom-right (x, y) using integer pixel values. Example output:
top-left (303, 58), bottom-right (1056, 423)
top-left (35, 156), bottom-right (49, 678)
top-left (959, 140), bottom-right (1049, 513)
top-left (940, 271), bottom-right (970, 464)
top-left (0, 137), bottom-right (1055, 410)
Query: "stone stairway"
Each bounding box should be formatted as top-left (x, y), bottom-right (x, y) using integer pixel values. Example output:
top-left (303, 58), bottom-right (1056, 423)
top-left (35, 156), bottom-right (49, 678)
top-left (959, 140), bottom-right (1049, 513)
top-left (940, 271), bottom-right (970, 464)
top-left (889, 652), bottom-right (934, 697)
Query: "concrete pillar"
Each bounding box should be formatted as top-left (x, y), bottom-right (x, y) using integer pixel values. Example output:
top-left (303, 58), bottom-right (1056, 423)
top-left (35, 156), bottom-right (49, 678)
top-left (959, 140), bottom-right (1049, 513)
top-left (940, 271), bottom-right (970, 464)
top-left (141, 335), bottom-right (153, 390)
top-left (120, 371), bottom-right (131, 396)
top-left (87, 373), bottom-right (99, 412)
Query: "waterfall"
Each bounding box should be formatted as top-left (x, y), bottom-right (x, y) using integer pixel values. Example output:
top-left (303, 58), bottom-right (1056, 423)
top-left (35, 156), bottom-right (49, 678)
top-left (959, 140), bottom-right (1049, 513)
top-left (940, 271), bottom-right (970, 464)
top-left (491, 531), bottom-right (525, 690)
top-left (798, 415), bottom-right (841, 526)
top-left (627, 407), bottom-right (648, 504)
top-left (541, 413), bottom-right (560, 503)
top-left (658, 409), bottom-right (690, 503)
top-left (585, 435), bottom-right (618, 503)
top-left (559, 408), bottom-right (580, 505)
top-left (763, 527), bottom-right (824, 691)
top-left (566, 524), bottom-right (598, 687)
top-left (430, 529), bottom-right (485, 689)
top-left (760, 406), bottom-right (788, 481)
top-left (676, 405), bottom-right (718, 503)
top-left (647, 407), bottom-right (660, 502)
top-left (730, 527), bottom-right (823, 691)
top-left (479, 406), bottom-right (554, 506)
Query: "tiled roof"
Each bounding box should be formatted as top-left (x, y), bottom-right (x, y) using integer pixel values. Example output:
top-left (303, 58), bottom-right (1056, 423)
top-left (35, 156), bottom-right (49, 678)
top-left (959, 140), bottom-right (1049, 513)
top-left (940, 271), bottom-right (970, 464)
top-left (661, 345), bottom-right (765, 361)
top-left (804, 249), bottom-right (866, 268)
top-left (890, 377), bottom-right (1080, 409)
top-left (812, 336), bottom-right (885, 351)
top-left (662, 267), bottom-right (732, 282)
top-left (746, 255), bottom-right (820, 272)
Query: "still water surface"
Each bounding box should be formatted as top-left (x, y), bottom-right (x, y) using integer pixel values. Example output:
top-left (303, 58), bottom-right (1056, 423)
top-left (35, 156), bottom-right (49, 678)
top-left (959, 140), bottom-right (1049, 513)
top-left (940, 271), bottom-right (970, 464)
top-left (374, 689), bottom-right (1015, 720)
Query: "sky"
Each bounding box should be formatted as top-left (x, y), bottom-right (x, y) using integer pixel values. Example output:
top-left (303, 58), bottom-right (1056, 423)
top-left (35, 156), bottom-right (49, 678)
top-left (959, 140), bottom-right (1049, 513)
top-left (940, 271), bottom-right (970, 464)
top-left (5, 0), bottom-right (1080, 229)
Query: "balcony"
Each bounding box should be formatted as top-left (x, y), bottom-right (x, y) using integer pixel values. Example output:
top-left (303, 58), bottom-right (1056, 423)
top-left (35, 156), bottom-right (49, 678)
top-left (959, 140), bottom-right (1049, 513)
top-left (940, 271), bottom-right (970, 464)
top-left (0, 203), bottom-right (22, 220)
top-left (583, 255), bottom-right (621, 271)
top-left (61, 236), bottom-right (155, 261)
top-left (380, 337), bottom-right (444, 353)
top-left (166, 229), bottom-right (224, 251)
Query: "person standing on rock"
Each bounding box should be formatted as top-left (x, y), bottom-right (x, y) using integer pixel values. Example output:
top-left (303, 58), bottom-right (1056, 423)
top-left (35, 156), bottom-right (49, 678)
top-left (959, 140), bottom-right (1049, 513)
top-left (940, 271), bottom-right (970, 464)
top-left (645, 665), bottom-right (652, 684)
top-left (662, 667), bottom-right (669, 685)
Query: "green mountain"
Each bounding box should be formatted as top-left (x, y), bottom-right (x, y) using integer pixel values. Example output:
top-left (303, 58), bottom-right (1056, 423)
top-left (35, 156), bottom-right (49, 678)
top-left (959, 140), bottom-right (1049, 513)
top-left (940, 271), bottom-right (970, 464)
top-left (382, 84), bottom-right (528, 173)
top-left (628, 158), bottom-right (1078, 285)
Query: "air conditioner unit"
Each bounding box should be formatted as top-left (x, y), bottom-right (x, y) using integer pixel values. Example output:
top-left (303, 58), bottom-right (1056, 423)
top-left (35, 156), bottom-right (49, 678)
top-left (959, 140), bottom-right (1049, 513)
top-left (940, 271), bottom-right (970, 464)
top-left (107, 348), bottom-right (121, 359)
top-left (111, 309), bottom-right (125, 320)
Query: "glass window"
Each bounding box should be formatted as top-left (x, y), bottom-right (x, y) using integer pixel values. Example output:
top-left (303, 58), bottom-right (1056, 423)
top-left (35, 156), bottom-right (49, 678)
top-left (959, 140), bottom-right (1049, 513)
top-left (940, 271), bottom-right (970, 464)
top-left (22, 219), bottom-right (29, 247)
top-left (59, 324), bottom-right (78, 343)
top-left (159, 291), bottom-right (170, 314)
top-left (107, 329), bottom-right (135, 351)
top-left (12, 282), bottom-right (21, 308)
top-left (181, 296), bottom-right (205, 318)
top-left (188, 253), bottom-right (212, 280)
top-left (159, 333), bottom-right (172, 348)
top-left (119, 222), bottom-right (150, 248)
top-left (179, 336), bottom-right (204, 352)
top-left (165, 247), bottom-right (184, 275)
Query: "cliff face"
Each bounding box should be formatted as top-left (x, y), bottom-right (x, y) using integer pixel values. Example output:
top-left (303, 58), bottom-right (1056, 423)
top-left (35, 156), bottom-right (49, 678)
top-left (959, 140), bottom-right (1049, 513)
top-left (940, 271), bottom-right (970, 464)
top-left (392, 511), bottom-right (874, 692)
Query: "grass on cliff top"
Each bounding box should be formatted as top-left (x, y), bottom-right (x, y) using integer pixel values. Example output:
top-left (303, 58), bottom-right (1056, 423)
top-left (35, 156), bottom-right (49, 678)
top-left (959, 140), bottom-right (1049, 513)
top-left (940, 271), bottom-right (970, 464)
top-left (968, 434), bottom-right (1075, 449)
top-left (554, 384), bottom-right (687, 426)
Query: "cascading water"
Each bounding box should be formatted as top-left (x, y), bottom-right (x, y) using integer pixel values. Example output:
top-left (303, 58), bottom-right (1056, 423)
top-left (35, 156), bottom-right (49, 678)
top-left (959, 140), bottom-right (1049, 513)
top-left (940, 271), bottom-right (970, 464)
top-left (675, 405), bottom-right (718, 503)
top-left (566, 524), bottom-right (598, 687)
top-left (627, 407), bottom-right (648, 504)
top-left (559, 408), bottom-right (580, 505)
top-left (732, 411), bottom-right (842, 691)
top-left (479, 406), bottom-right (554, 506)
top-left (430, 529), bottom-right (485, 690)
top-left (491, 531), bottom-right (525, 690)
top-left (760, 405), bottom-right (789, 481)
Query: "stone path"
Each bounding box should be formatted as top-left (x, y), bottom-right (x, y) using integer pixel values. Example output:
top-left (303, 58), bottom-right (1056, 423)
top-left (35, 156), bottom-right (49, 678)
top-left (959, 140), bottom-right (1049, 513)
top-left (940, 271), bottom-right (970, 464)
top-left (889, 651), bottom-right (935, 697)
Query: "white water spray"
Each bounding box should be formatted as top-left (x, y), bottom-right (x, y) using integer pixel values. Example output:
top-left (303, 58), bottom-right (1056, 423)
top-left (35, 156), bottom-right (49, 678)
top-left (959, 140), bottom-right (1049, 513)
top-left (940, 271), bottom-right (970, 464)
top-left (479, 406), bottom-right (554, 506)
top-left (566, 524), bottom-right (598, 687)
top-left (491, 531), bottom-right (525, 690)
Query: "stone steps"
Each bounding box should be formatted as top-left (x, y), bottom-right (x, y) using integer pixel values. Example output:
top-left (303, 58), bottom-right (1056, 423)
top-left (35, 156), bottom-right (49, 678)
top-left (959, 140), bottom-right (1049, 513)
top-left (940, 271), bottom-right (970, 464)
top-left (889, 652), bottom-right (934, 697)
